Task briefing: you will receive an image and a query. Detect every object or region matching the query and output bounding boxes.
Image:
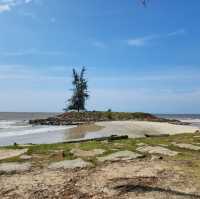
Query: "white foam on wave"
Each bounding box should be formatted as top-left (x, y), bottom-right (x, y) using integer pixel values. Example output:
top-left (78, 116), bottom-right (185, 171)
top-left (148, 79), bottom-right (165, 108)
top-left (0, 120), bottom-right (29, 129)
top-left (0, 125), bottom-right (75, 138)
top-left (180, 119), bottom-right (200, 123)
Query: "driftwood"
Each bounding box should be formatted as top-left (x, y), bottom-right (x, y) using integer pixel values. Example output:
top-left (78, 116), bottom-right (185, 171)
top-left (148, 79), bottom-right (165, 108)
top-left (145, 134), bottom-right (169, 138)
top-left (61, 135), bottom-right (129, 144)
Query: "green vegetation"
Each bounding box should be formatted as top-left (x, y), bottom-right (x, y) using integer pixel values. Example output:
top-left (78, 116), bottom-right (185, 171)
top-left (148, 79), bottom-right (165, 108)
top-left (65, 67), bottom-right (89, 112)
top-left (57, 111), bottom-right (158, 122)
top-left (2, 132), bottom-right (200, 168)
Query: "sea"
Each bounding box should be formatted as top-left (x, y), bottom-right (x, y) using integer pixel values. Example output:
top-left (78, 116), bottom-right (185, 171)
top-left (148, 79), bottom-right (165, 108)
top-left (0, 112), bottom-right (76, 146)
top-left (157, 114), bottom-right (200, 128)
top-left (0, 112), bottom-right (200, 146)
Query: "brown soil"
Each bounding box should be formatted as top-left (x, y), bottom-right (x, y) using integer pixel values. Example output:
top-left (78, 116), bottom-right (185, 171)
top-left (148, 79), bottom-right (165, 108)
top-left (0, 159), bottom-right (200, 199)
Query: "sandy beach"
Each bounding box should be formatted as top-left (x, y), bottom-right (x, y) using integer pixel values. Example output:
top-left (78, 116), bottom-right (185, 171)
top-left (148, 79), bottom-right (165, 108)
top-left (0, 119), bottom-right (199, 146)
top-left (89, 121), bottom-right (199, 139)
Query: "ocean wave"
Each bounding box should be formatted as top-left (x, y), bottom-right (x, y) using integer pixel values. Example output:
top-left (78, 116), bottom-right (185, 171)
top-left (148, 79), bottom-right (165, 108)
top-left (0, 120), bottom-right (29, 129)
top-left (180, 119), bottom-right (200, 123)
top-left (0, 125), bottom-right (74, 138)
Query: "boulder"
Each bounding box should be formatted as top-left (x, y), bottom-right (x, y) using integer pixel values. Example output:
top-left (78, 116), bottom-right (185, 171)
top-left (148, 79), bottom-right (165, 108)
top-left (98, 150), bottom-right (143, 162)
top-left (70, 148), bottom-right (105, 158)
top-left (0, 162), bottom-right (31, 174)
top-left (20, 155), bottom-right (32, 160)
top-left (48, 158), bottom-right (93, 170)
top-left (173, 143), bottom-right (200, 151)
top-left (137, 145), bottom-right (178, 156)
top-left (0, 149), bottom-right (28, 160)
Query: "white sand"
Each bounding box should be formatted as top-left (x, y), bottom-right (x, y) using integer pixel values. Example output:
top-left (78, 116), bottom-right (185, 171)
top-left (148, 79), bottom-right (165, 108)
top-left (93, 121), bottom-right (199, 138)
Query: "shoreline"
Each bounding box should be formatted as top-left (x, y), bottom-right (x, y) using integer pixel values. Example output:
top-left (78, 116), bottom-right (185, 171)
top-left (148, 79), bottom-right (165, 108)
top-left (0, 120), bottom-right (199, 147)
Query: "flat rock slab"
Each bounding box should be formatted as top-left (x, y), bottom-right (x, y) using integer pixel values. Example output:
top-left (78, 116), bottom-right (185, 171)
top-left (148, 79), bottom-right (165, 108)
top-left (98, 150), bottom-right (143, 162)
top-left (0, 148), bottom-right (28, 160)
top-left (20, 155), bottom-right (32, 160)
top-left (0, 162), bottom-right (31, 174)
top-left (136, 143), bottom-right (146, 146)
top-left (137, 146), bottom-right (178, 156)
top-left (173, 143), bottom-right (200, 151)
top-left (70, 148), bottom-right (105, 157)
top-left (48, 158), bottom-right (93, 170)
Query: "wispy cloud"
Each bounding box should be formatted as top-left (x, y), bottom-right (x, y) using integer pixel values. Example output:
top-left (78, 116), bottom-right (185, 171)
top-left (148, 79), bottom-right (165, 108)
top-left (167, 29), bottom-right (185, 36)
top-left (0, 64), bottom-right (72, 81)
top-left (127, 29), bottom-right (186, 47)
top-left (0, 0), bottom-right (33, 13)
top-left (0, 49), bottom-right (66, 56)
top-left (19, 10), bottom-right (38, 20)
top-left (127, 34), bottom-right (157, 47)
top-left (92, 41), bottom-right (107, 48)
top-left (50, 17), bottom-right (56, 23)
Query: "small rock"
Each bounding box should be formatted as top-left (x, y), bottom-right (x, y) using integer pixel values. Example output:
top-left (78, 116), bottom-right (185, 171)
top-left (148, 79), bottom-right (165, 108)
top-left (136, 143), bottom-right (146, 146)
top-left (151, 155), bottom-right (163, 161)
top-left (70, 148), bottom-right (105, 158)
top-left (137, 145), bottom-right (178, 156)
top-left (48, 158), bottom-right (93, 170)
top-left (0, 162), bottom-right (31, 174)
top-left (97, 150), bottom-right (143, 162)
top-left (50, 150), bottom-right (65, 159)
top-left (113, 143), bottom-right (125, 148)
top-left (173, 143), bottom-right (200, 151)
top-left (0, 148), bottom-right (28, 161)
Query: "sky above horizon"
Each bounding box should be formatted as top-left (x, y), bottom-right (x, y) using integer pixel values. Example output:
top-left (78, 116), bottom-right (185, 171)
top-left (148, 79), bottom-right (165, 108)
top-left (0, 0), bottom-right (200, 113)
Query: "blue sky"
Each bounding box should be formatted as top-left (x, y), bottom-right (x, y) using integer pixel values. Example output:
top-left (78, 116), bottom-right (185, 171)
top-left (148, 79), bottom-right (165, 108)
top-left (0, 0), bottom-right (200, 113)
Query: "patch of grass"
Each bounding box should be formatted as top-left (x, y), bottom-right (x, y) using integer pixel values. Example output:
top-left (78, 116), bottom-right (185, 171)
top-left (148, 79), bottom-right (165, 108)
top-left (0, 156), bottom-right (25, 164)
top-left (27, 143), bottom-right (73, 155)
top-left (2, 132), bottom-right (200, 165)
top-left (79, 141), bottom-right (113, 151)
top-left (57, 111), bottom-right (158, 122)
top-left (0, 145), bottom-right (26, 150)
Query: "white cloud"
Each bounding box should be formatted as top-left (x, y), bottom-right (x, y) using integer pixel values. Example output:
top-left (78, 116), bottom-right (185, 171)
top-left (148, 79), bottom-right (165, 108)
top-left (0, 0), bottom-right (33, 13)
top-left (127, 29), bottom-right (186, 47)
top-left (0, 4), bottom-right (10, 12)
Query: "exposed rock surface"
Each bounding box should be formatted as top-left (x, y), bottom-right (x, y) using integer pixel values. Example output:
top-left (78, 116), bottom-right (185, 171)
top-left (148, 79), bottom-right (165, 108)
top-left (0, 149), bottom-right (28, 160)
top-left (173, 143), bottom-right (200, 151)
top-left (98, 150), bottom-right (143, 162)
top-left (48, 158), bottom-right (93, 170)
top-left (0, 159), bottom-right (200, 199)
top-left (20, 155), bottom-right (32, 160)
top-left (70, 148), bottom-right (105, 157)
top-left (0, 162), bottom-right (31, 174)
top-left (136, 142), bottom-right (146, 146)
top-left (137, 145), bottom-right (179, 156)
top-left (29, 111), bottom-right (188, 126)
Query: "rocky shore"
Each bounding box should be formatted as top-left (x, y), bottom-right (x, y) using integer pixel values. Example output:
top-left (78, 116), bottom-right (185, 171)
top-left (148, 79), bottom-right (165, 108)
top-left (29, 111), bottom-right (189, 126)
top-left (1, 132), bottom-right (200, 198)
